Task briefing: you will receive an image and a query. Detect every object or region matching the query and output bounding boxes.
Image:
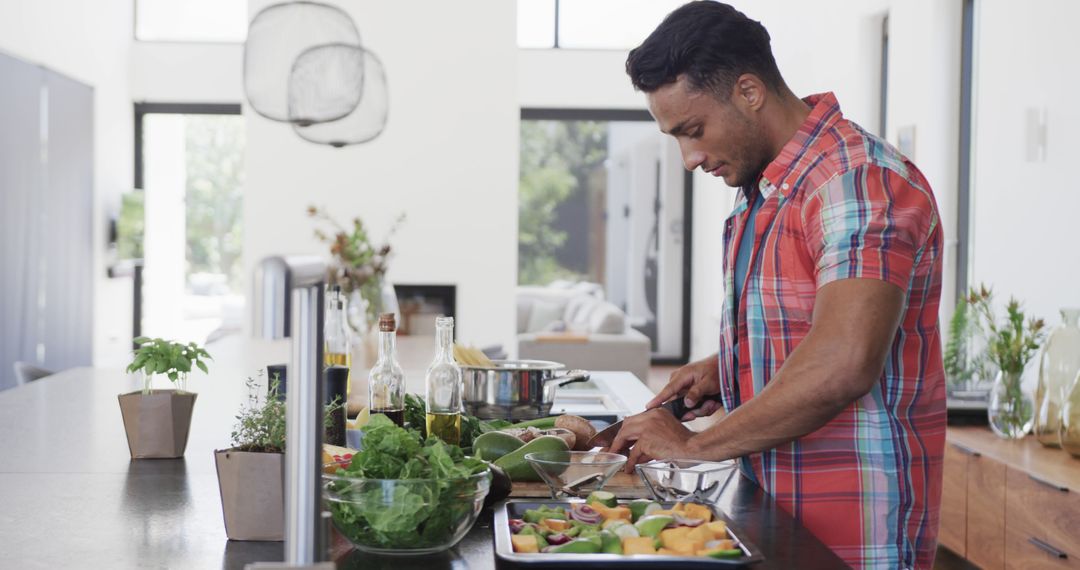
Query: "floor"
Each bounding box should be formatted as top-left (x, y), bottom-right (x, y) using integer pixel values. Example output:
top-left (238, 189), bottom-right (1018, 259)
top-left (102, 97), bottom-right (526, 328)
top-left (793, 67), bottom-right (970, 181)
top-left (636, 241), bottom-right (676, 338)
top-left (644, 365), bottom-right (978, 570)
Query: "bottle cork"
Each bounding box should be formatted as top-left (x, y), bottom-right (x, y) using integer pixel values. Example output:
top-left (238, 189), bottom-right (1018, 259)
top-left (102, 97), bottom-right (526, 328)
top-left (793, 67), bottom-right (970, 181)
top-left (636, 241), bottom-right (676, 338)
top-left (378, 312), bottom-right (396, 332)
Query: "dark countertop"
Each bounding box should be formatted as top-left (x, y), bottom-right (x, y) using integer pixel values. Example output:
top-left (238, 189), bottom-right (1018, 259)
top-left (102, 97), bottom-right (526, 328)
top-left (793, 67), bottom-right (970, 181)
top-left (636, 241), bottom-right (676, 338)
top-left (0, 367), bottom-right (846, 569)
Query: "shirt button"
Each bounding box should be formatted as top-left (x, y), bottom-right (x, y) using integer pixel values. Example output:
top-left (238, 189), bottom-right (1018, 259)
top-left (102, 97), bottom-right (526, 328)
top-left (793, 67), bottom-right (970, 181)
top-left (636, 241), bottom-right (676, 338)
top-left (781, 183), bottom-right (790, 190)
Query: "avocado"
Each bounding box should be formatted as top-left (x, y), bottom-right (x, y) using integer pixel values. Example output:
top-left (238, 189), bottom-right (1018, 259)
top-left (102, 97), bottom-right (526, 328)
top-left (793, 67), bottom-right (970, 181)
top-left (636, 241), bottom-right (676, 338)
top-left (585, 490), bottom-right (617, 508)
top-left (633, 514), bottom-right (675, 538)
top-left (599, 530), bottom-right (623, 554)
top-left (493, 435), bottom-right (570, 482)
top-left (628, 499), bottom-right (661, 522)
top-left (483, 462), bottom-right (512, 509)
top-left (473, 431), bottom-right (525, 462)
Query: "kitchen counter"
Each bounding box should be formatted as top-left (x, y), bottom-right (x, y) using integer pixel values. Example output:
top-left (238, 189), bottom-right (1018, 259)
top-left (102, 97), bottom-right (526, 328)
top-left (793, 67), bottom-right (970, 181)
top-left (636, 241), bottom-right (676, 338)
top-left (0, 358), bottom-right (845, 569)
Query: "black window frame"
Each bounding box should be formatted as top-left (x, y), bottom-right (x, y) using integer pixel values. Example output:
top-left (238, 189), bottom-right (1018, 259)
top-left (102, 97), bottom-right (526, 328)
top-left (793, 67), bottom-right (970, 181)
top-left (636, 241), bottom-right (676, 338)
top-left (130, 102), bottom-right (243, 343)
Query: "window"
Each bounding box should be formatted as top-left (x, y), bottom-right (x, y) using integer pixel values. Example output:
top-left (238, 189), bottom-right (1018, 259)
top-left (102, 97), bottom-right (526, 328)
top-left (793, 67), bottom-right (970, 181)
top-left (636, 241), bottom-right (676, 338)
top-left (519, 109), bottom-right (691, 363)
top-left (135, 0), bottom-right (247, 42)
top-left (135, 104), bottom-right (246, 344)
top-left (517, 0), bottom-right (685, 49)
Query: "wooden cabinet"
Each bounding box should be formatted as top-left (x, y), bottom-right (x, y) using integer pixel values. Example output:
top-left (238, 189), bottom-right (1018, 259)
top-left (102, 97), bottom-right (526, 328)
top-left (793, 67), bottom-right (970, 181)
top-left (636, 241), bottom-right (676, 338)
top-left (941, 428), bottom-right (1080, 570)
top-left (1004, 467), bottom-right (1080, 568)
top-left (940, 444), bottom-right (968, 556)
top-left (966, 453), bottom-right (1005, 569)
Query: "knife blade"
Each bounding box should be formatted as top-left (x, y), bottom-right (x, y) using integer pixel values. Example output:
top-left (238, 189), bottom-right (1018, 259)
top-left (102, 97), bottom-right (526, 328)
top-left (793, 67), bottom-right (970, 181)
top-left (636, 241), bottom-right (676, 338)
top-left (586, 394), bottom-right (721, 449)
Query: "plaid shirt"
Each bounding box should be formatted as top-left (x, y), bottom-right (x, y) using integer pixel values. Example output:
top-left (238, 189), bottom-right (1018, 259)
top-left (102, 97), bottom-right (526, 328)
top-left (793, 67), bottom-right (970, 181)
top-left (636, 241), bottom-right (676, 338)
top-left (718, 92), bottom-right (946, 569)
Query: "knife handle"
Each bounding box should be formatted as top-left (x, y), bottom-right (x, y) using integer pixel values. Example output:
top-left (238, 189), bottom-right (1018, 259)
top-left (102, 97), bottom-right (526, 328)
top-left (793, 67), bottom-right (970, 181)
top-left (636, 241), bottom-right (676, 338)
top-left (661, 393), bottom-right (722, 419)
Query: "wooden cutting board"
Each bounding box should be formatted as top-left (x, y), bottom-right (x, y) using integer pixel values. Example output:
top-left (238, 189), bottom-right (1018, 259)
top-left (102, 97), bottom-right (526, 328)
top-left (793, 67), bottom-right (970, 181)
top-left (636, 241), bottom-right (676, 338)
top-left (509, 471), bottom-right (652, 499)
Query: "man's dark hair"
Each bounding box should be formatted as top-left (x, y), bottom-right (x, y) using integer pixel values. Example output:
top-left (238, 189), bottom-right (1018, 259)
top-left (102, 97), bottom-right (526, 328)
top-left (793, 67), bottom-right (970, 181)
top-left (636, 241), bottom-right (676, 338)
top-left (626, 1), bottom-right (784, 98)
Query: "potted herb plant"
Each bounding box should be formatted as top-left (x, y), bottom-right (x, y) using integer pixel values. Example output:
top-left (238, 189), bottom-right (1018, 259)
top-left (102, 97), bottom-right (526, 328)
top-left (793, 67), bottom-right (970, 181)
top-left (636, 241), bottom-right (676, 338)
top-left (215, 373), bottom-right (287, 541)
top-left (119, 337), bottom-right (211, 458)
top-left (966, 286), bottom-right (1047, 438)
top-left (215, 372), bottom-right (344, 541)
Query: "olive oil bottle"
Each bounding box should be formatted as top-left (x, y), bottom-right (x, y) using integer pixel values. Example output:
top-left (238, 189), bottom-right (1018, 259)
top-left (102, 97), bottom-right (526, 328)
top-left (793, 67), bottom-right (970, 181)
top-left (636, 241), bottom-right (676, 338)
top-left (425, 316), bottom-right (462, 444)
top-left (324, 286), bottom-right (352, 395)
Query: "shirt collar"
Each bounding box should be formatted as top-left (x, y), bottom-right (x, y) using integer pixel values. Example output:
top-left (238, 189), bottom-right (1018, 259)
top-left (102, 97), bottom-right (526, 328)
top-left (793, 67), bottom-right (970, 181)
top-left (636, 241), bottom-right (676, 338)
top-left (759, 91), bottom-right (843, 199)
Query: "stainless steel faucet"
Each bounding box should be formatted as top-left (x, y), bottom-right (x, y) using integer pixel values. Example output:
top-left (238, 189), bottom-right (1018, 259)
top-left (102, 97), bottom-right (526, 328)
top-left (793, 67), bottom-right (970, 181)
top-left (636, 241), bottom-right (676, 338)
top-left (252, 256), bottom-right (327, 567)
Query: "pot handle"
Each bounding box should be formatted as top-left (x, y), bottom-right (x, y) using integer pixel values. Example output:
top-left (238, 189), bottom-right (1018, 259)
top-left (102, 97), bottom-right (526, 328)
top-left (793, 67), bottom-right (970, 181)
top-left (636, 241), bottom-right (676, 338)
top-left (546, 369), bottom-right (590, 387)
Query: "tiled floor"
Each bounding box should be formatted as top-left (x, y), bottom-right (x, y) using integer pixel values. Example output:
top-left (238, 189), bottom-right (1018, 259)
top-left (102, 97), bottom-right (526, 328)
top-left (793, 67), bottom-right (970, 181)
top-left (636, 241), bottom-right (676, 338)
top-left (645, 366), bottom-right (978, 570)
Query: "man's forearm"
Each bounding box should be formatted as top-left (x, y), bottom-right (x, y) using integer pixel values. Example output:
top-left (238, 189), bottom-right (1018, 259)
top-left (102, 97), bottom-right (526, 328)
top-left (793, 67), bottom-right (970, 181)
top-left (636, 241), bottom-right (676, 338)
top-left (685, 330), bottom-right (880, 461)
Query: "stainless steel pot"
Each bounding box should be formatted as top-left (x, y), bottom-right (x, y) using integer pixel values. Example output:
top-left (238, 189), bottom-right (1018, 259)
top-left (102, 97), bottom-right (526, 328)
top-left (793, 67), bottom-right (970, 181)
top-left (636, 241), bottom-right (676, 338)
top-left (461, 360), bottom-right (589, 421)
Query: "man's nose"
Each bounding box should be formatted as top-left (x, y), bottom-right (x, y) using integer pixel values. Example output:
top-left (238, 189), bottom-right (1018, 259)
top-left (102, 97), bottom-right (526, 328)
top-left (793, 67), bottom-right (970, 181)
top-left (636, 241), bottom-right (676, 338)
top-left (680, 144), bottom-right (707, 171)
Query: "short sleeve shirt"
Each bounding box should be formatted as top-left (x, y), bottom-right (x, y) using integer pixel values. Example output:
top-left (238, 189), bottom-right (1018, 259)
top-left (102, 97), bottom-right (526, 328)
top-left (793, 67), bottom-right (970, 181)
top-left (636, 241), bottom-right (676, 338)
top-left (717, 92), bottom-right (946, 570)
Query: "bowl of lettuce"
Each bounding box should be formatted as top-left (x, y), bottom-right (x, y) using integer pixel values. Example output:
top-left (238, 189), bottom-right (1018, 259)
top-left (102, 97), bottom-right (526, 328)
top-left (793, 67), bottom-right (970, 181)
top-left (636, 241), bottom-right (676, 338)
top-left (323, 414), bottom-right (492, 555)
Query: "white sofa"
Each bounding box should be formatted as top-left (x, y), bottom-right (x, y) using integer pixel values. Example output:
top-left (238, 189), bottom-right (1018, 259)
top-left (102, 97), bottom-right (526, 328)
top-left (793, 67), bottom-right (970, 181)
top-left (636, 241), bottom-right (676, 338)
top-left (516, 283), bottom-right (651, 383)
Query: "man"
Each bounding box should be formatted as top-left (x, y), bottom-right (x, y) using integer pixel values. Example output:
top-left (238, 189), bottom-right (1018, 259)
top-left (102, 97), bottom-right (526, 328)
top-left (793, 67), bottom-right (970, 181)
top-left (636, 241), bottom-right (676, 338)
top-left (606, 2), bottom-right (946, 569)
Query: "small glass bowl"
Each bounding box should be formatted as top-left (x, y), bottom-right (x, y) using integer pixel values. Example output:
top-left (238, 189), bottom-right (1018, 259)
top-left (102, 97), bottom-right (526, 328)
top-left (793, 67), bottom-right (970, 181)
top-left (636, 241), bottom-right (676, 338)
top-left (322, 467), bottom-right (490, 555)
top-left (524, 450), bottom-right (626, 499)
top-left (636, 459), bottom-right (737, 504)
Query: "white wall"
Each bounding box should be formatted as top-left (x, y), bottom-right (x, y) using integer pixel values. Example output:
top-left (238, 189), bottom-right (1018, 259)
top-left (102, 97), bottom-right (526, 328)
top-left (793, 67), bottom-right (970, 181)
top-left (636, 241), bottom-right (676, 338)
top-left (968, 0), bottom-right (1080, 325)
top-left (130, 43), bottom-right (243, 103)
top-left (0, 0), bottom-right (134, 368)
top-left (243, 0), bottom-right (520, 348)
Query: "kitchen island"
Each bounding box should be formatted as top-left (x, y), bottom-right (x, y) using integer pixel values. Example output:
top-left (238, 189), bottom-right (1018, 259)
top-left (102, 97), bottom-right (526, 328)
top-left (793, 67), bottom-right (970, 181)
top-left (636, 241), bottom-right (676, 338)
top-left (0, 340), bottom-right (845, 569)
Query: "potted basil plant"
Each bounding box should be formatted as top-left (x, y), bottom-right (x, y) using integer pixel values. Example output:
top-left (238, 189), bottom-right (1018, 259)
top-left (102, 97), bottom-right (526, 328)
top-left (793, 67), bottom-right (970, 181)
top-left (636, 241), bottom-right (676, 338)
top-left (119, 337), bottom-right (211, 459)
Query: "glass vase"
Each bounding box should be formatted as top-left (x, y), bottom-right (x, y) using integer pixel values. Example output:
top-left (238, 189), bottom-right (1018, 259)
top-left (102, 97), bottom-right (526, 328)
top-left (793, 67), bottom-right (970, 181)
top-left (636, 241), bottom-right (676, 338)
top-left (1034, 309), bottom-right (1080, 447)
top-left (988, 369), bottom-right (1033, 439)
top-left (1061, 370), bottom-right (1080, 457)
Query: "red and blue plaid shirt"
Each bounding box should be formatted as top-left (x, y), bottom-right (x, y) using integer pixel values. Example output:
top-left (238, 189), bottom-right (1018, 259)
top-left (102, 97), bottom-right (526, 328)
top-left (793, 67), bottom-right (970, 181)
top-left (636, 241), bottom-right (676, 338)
top-left (718, 92), bottom-right (946, 569)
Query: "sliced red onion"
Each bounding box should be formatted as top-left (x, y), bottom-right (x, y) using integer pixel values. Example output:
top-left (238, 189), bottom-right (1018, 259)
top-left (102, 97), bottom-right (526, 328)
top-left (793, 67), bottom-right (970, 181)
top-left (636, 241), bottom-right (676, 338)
top-left (546, 532), bottom-right (571, 545)
top-left (541, 545), bottom-right (556, 553)
top-left (671, 514), bottom-right (705, 527)
top-left (509, 519), bottom-right (526, 534)
top-left (570, 504), bottom-right (602, 525)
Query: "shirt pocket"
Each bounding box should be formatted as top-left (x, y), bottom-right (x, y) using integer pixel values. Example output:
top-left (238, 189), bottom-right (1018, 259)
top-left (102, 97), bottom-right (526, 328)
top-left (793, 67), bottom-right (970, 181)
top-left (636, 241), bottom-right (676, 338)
top-left (763, 224), bottom-right (815, 347)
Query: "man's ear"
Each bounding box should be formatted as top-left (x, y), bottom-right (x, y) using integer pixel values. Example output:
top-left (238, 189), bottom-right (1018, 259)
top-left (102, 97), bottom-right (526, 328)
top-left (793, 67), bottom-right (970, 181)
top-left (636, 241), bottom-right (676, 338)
top-left (733, 74), bottom-right (767, 113)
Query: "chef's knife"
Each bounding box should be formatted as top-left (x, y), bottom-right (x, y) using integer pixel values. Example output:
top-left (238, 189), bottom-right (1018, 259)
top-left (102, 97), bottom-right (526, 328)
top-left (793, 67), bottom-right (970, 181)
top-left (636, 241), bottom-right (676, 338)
top-left (586, 394), bottom-right (722, 449)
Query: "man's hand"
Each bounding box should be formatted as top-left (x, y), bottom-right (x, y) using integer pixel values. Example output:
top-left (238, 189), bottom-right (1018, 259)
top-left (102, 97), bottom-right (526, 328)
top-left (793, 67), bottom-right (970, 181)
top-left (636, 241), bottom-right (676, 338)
top-left (646, 355), bottom-right (722, 420)
top-left (603, 408), bottom-right (697, 473)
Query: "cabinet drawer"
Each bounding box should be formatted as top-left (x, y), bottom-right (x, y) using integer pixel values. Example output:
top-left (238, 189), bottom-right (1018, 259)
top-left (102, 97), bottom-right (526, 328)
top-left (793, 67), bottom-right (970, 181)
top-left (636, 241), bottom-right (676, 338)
top-left (1005, 467), bottom-right (1080, 564)
top-left (1005, 525), bottom-right (1080, 569)
top-left (940, 444), bottom-right (968, 556)
top-left (967, 454), bottom-right (1005, 570)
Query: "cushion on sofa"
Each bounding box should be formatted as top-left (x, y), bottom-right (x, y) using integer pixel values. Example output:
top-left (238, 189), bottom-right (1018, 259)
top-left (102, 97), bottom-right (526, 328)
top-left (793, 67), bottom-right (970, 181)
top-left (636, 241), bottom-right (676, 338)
top-left (564, 295), bottom-right (596, 326)
top-left (525, 299), bottom-right (567, 333)
top-left (587, 302), bottom-right (626, 334)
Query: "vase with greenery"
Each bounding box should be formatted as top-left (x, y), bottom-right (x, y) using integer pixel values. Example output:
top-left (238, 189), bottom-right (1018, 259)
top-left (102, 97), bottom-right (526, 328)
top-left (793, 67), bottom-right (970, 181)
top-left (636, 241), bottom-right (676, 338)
top-left (126, 336), bottom-right (212, 394)
top-left (966, 286), bottom-right (1046, 439)
top-left (119, 337), bottom-right (211, 459)
top-left (307, 205), bottom-right (404, 330)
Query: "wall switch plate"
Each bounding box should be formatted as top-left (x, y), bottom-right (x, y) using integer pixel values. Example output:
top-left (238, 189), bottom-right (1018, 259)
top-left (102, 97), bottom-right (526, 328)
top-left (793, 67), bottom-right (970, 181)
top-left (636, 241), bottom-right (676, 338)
top-left (1026, 107), bottom-right (1047, 162)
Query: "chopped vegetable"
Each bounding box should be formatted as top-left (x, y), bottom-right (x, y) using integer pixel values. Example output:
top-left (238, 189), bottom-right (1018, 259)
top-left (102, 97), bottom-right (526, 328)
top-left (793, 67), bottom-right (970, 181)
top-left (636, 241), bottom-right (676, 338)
top-left (510, 501), bottom-right (741, 559)
top-left (512, 534), bottom-right (539, 553)
top-left (622, 536), bottom-right (657, 555)
top-left (585, 490), bottom-right (617, 508)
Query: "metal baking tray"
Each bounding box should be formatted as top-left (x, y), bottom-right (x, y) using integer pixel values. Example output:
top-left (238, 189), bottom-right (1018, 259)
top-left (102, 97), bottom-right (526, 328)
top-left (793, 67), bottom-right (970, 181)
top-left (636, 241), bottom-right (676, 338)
top-left (494, 500), bottom-right (765, 567)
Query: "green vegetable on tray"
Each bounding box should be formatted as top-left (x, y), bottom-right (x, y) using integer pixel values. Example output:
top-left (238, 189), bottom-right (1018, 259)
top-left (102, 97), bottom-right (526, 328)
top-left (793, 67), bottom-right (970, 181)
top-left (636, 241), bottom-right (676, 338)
top-left (510, 498), bottom-right (745, 558)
